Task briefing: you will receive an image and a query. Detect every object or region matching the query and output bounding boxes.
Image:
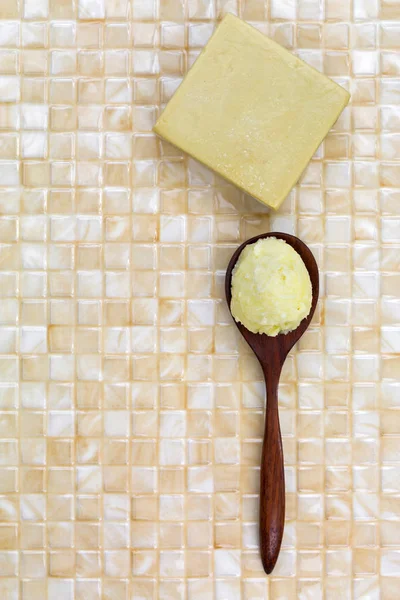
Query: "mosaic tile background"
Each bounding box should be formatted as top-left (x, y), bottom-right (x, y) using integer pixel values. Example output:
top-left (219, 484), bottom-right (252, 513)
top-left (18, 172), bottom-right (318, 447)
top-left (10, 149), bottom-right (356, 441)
top-left (0, 0), bottom-right (399, 598)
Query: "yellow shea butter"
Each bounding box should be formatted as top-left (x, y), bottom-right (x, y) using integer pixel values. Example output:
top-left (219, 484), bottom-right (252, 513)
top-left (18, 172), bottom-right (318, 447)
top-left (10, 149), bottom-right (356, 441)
top-left (231, 238), bottom-right (312, 336)
top-left (154, 14), bottom-right (350, 210)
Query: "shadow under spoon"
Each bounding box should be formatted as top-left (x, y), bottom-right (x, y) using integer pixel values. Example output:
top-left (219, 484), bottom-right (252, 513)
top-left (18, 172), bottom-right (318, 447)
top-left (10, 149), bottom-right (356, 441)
top-left (225, 232), bottom-right (319, 575)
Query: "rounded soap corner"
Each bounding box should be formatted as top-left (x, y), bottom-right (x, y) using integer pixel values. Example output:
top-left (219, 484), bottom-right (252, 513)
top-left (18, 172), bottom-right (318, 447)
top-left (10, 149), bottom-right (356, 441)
top-left (152, 122), bottom-right (164, 138)
top-left (255, 195), bottom-right (278, 212)
top-left (222, 12), bottom-right (239, 24)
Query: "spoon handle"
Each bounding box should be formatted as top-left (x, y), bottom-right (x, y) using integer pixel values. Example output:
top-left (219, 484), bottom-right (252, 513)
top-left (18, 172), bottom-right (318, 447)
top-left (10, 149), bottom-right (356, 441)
top-left (259, 368), bottom-right (285, 574)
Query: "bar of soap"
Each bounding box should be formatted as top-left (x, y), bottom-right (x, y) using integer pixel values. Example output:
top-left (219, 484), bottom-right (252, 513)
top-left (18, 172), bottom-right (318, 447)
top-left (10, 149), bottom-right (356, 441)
top-left (154, 14), bottom-right (350, 210)
top-left (231, 238), bottom-right (312, 336)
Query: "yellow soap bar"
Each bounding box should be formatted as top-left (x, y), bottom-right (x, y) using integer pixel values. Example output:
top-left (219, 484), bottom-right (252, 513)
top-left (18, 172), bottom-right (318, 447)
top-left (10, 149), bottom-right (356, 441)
top-left (231, 238), bottom-right (312, 336)
top-left (154, 14), bottom-right (350, 210)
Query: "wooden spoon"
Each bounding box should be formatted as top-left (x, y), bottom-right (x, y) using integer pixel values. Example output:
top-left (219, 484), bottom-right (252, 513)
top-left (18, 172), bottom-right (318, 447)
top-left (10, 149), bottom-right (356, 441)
top-left (225, 232), bottom-right (319, 575)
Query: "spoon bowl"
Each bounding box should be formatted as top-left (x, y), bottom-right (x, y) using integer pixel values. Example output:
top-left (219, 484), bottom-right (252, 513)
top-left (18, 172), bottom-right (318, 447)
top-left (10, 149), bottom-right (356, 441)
top-left (225, 232), bottom-right (319, 574)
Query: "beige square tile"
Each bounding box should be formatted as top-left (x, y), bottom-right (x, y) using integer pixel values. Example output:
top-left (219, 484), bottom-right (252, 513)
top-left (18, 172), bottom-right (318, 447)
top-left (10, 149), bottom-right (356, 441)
top-left (0, 2), bottom-right (397, 594)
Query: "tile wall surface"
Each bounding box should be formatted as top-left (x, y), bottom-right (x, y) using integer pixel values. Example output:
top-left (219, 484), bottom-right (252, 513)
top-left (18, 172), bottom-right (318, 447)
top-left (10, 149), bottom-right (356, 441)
top-left (0, 0), bottom-right (399, 598)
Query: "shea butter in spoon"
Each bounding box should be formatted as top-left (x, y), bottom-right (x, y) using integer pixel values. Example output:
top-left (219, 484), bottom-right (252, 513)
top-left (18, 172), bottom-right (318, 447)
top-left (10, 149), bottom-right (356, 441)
top-left (231, 237), bottom-right (312, 336)
top-left (225, 232), bottom-right (319, 575)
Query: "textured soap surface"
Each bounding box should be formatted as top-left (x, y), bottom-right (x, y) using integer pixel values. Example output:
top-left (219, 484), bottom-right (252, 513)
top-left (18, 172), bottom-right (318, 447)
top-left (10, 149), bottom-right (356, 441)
top-left (155, 14), bottom-right (350, 210)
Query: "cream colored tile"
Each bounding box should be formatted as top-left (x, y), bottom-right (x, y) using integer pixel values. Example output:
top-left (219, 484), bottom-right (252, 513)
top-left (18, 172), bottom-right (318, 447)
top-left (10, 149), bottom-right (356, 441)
top-left (0, 1), bottom-right (397, 594)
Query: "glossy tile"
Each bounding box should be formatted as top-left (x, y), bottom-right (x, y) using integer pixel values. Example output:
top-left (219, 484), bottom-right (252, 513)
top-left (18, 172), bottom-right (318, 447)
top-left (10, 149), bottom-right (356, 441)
top-left (0, 1), bottom-right (398, 598)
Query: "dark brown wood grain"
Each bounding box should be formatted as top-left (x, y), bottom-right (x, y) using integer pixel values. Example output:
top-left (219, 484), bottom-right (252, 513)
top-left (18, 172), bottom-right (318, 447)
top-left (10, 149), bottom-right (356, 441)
top-left (225, 232), bottom-right (319, 575)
